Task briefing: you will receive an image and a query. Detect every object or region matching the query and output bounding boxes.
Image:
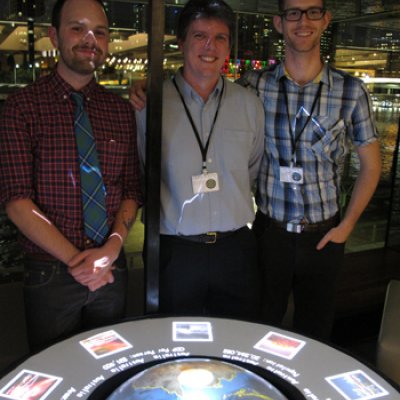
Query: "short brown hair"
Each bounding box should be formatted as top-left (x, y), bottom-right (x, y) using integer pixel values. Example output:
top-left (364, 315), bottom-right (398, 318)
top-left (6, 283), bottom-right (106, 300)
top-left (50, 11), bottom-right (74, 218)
top-left (177, 0), bottom-right (235, 45)
top-left (51, 0), bottom-right (107, 30)
top-left (277, 0), bottom-right (326, 12)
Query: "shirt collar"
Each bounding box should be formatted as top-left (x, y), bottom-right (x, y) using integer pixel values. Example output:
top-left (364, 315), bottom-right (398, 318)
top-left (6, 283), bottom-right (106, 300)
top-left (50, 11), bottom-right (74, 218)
top-left (47, 69), bottom-right (99, 102)
top-left (275, 62), bottom-right (331, 88)
top-left (174, 67), bottom-right (223, 103)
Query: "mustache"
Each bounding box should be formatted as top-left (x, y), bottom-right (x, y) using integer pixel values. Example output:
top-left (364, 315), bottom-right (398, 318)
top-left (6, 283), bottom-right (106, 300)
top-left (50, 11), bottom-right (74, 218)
top-left (74, 44), bottom-right (104, 55)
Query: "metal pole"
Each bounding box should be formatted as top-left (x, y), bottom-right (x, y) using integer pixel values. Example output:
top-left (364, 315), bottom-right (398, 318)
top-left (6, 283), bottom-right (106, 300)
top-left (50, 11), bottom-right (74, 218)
top-left (27, 0), bottom-right (36, 81)
top-left (144, 0), bottom-right (164, 314)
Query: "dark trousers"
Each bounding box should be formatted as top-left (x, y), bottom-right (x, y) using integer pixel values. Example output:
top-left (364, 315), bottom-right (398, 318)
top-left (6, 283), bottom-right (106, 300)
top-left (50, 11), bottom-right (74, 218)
top-left (23, 252), bottom-right (128, 352)
top-left (159, 227), bottom-right (260, 321)
top-left (253, 212), bottom-right (344, 340)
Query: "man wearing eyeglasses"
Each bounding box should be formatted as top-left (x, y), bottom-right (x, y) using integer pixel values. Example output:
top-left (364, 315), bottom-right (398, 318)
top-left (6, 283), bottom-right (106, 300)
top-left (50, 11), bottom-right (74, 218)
top-left (241, 0), bottom-right (381, 340)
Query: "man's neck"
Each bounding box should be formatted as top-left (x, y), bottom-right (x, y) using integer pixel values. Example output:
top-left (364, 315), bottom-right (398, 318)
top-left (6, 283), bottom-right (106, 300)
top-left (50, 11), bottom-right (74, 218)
top-left (284, 56), bottom-right (323, 86)
top-left (56, 64), bottom-right (94, 91)
top-left (182, 70), bottom-right (220, 102)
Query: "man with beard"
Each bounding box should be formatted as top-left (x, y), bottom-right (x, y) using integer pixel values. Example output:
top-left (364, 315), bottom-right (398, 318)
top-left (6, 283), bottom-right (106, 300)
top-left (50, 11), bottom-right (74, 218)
top-left (0, 0), bottom-right (142, 351)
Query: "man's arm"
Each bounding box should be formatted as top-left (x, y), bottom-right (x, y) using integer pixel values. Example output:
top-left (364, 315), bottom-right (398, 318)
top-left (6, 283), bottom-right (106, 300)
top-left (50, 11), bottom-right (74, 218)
top-left (5, 198), bottom-right (114, 290)
top-left (317, 140), bottom-right (381, 250)
top-left (5, 198), bottom-right (80, 264)
top-left (0, 98), bottom-right (79, 262)
top-left (68, 199), bottom-right (139, 290)
top-left (248, 97), bottom-right (265, 185)
top-left (129, 79), bottom-right (147, 111)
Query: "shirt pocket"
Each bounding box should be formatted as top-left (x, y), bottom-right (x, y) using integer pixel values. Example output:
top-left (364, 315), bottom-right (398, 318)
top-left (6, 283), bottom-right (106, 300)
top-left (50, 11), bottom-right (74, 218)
top-left (310, 117), bottom-right (347, 163)
top-left (96, 133), bottom-right (130, 184)
top-left (220, 129), bottom-right (252, 170)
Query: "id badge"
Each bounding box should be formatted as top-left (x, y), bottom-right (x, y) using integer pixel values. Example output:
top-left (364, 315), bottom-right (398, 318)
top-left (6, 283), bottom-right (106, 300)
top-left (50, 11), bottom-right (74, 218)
top-left (192, 172), bottom-right (220, 194)
top-left (279, 166), bottom-right (304, 184)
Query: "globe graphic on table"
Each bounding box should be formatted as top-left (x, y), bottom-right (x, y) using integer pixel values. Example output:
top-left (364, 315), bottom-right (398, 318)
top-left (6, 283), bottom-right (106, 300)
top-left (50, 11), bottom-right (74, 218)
top-left (107, 358), bottom-right (288, 399)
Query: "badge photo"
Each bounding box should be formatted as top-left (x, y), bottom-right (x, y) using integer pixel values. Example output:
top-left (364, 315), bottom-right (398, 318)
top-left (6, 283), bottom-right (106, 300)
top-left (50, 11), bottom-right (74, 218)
top-left (279, 166), bottom-right (304, 184)
top-left (192, 172), bottom-right (220, 194)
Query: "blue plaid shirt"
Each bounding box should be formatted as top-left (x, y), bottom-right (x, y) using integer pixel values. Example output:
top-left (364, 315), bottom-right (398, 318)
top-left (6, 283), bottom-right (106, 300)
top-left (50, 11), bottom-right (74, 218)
top-left (241, 63), bottom-right (378, 223)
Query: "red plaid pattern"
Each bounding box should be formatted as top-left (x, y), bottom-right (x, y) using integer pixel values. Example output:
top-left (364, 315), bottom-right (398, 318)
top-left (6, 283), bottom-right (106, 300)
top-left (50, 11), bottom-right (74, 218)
top-left (0, 71), bottom-right (143, 252)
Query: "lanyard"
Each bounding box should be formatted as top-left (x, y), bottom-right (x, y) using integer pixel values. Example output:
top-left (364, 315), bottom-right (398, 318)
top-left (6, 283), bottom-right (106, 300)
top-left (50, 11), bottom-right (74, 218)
top-left (173, 76), bottom-right (225, 173)
top-left (281, 79), bottom-right (322, 164)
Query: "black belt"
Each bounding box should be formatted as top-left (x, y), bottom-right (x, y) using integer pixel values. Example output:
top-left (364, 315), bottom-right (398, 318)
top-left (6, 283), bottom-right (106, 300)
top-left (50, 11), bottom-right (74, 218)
top-left (263, 213), bottom-right (339, 233)
top-left (176, 227), bottom-right (246, 244)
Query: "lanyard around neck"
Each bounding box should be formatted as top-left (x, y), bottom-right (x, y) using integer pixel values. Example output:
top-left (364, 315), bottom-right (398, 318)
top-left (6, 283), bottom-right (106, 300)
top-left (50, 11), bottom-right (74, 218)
top-left (281, 78), bottom-right (322, 164)
top-left (173, 76), bottom-right (225, 173)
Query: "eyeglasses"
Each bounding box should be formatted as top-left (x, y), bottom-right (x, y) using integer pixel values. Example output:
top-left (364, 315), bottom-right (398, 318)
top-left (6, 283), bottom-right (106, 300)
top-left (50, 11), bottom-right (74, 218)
top-left (280, 7), bottom-right (326, 21)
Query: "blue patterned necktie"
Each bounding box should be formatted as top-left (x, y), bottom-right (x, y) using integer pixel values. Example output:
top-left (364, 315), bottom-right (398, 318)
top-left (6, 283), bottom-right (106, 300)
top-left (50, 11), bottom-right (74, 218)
top-left (71, 92), bottom-right (109, 243)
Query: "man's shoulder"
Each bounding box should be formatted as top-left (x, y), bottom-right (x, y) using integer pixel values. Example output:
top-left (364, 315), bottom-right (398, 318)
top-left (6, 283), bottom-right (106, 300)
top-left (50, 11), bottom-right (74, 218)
top-left (7, 74), bottom-right (47, 95)
top-left (224, 78), bottom-right (264, 119)
top-left (226, 78), bottom-right (260, 100)
top-left (3, 75), bottom-right (53, 109)
top-left (245, 63), bottom-right (278, 77)
top-left (326, 66), bottom-right (370, 101)
top-left (236, 64), bottom-right (279, 90)
top-left (328, 65), bottom-right (364, 86)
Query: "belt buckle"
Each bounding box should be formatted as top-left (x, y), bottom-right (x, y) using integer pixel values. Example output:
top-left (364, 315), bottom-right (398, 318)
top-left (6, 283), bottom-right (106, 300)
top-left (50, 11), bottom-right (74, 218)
top-left (286, 221), bottom-right (304, 234)
top-left (206, 232), bottom-right (217, 244)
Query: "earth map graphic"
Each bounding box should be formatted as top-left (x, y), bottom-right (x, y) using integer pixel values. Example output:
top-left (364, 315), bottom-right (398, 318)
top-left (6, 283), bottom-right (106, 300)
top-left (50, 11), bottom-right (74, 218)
top-left (107, 358), bottom-right (288, 399)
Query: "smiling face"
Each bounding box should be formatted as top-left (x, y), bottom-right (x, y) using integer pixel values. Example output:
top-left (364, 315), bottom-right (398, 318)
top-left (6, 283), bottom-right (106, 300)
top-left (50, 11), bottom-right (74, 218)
top-left (273, 0), bottom-right (331, 59)
top-left (49, 0), bottom-right (109, 87)
top-left (179, 17), bottom-right (231, 89)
